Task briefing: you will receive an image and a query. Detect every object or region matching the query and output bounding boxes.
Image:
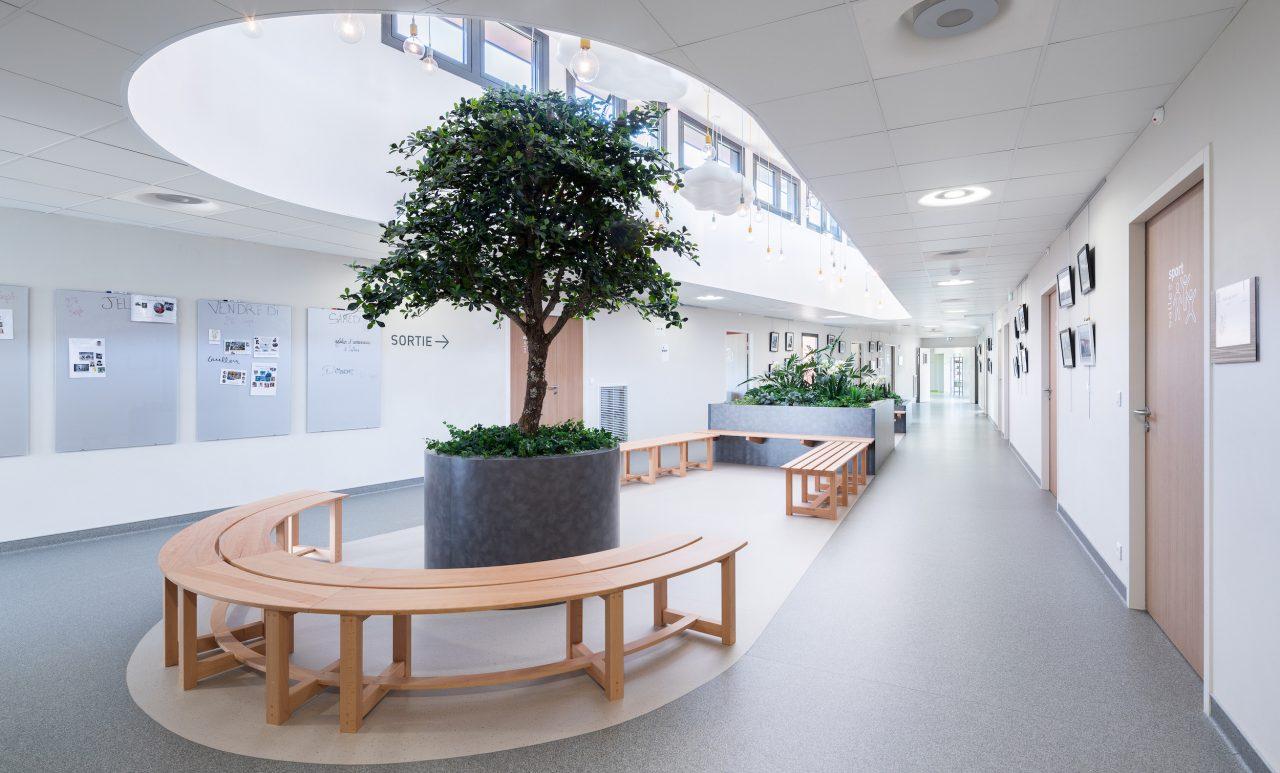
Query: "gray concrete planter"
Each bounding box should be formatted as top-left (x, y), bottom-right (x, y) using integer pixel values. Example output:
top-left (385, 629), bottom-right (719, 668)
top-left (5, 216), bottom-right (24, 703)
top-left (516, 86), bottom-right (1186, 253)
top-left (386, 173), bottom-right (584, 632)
top-left (707, 399), bottom-right (895, 473)
top-left (424, 447), bottom-right (620, 569)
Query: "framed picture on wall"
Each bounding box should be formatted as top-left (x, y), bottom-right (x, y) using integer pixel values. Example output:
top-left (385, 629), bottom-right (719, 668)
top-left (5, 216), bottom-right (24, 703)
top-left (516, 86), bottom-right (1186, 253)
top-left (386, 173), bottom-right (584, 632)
top-left (1059, 328), bottom-right (1076, 368)
top-left (837, 340), bottom-right (844, 354)
top-left (801, 332), bottom-right (820, 355)
top-left (784, 332), bottom-right (795, 352)
top-left (769, 331), bottom-right (779, 352)
top-left (1017, 303), bottom-right (1029, 333)
top-left (987, 357), bottom-right (992, 373)
top-left (1076, 322), bottom-right (1097, 366)
top-left (877, 340), bottom-right (883, 352)
top-left (1057, 266), bottom-right (1075, 307)
top-left (1020, 345), bottom-right (1030, 374)
top-left (922, 352), bottom-right (928, 364)
top-left (1077, 245), bottom-right (1095, 295)
top-left (1013, 355), bottom-right (1020, 378)
top-left (766, 362), bottom-right (774, 373)
top-left (987, 337), bottom-right (993, 350)
top-left (826, 334), bottom-right (836, 347)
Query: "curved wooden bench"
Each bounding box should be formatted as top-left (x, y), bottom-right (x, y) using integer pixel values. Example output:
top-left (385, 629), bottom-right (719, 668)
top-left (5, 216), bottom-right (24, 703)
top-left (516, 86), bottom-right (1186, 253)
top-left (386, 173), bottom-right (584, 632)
top-left (159, 491), bottom-right (746, 733)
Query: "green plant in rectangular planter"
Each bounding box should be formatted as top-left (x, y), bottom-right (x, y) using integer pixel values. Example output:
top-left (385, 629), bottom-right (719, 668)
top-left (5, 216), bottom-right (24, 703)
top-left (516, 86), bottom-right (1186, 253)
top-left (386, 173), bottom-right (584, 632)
top-left (737, 337), bottom-right (899, 407)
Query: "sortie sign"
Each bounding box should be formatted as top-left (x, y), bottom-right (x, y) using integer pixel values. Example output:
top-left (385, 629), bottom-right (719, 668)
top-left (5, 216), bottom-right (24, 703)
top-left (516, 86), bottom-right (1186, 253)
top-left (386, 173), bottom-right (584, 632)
top-left (389, 333), bottom-right (450, 349)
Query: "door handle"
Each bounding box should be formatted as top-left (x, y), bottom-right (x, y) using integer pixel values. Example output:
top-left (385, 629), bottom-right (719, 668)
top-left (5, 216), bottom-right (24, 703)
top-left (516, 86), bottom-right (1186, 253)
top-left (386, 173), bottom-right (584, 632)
top-left (1043, 387), bottom-right (1052, 396)
top-left (550, 384), bottom-right (560, 395)
top-left (1132, 407), bottom-right (1151, 432)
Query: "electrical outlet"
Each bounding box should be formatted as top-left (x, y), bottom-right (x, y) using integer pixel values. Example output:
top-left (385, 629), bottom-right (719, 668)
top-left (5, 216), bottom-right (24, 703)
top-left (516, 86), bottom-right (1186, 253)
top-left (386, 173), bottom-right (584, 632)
top-left (1116, 543), bottom-right (1125, 561)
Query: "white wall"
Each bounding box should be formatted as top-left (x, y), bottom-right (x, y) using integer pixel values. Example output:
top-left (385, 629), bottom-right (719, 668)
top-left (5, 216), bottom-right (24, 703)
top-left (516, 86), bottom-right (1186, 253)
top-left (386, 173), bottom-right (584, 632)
top-left (998, 1), bottom-right (1278, 764)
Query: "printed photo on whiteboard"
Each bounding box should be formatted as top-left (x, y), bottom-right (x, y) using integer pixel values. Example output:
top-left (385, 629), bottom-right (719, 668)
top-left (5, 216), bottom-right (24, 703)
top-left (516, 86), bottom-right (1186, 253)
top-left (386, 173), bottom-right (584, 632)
top-left (68, 337), bottom-right (106, 378)
top-left (224, 339), bottom-right (249, 355)
top-left (130, 294), bottom-right (177, 323)
top-left (0, 308), bottom-right (13, 340)
top-left (253, 335), bottom-right (280, 358)
top-left (220, 368), bottom-right (247, 386)
top-left (207, 328), bottom-right (221, 345)
top-left (250, 363), bottom-right (278, 396)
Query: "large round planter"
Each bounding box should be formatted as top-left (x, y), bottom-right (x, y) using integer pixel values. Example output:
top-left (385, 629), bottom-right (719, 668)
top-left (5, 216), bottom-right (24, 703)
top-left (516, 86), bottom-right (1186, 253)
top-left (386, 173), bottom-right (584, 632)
top-left (424, 447), bottom-right (621, 569)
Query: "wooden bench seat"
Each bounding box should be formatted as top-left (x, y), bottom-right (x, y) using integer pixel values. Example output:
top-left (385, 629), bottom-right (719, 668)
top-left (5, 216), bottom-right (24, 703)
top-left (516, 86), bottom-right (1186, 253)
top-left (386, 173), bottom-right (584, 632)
top-left (781, 442), bottom-right (869, 519)
top-left (619, 431), bottom-right (717, 484)
top-left (158, 491), bottom-right (746, 733)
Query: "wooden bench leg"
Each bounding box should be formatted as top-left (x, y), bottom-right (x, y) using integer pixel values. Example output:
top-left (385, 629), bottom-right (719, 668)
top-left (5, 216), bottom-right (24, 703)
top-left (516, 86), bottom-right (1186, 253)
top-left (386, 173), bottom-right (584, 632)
top-left (838, 463), bottom-right (850, 507)
top-left (566, 599), bottom-right (583, 659)
top-left (720, 554), bottom-right (736, 646)
top-left (603, 592), bottom-right (624, 701)
top-left (824, 473), bottom-right (838, 519)
top-left (652, 579), bottom-right (668, 628)
top-left (339, 614), bottom-right (365, 733)
top-left (621, 450), bottom-right (631, 484)
top-left (785, 469), bottom-right (794, 516)
top-left (858, 451), bottom-right (867, 485)
top-left (288, 514), bottom-right (300, 552)
top-left (705, 436), bottom-right (715, 471)
top-left (265, 610), bottom-right (293, 725)
top-left (163, 579), bottom-right (178, 668)
top-left (678, 441), bottom-right (689, 477)
top-left (329, 499), bottom-right (343, 564)
top-left (179, 589), bottom-right (199, 690)
top-left (645, 447), bottom-right (657, 484)
top-left (800, 471), bottom-right (810, 503)
top-left (392, 614), bottom-right (412, 676)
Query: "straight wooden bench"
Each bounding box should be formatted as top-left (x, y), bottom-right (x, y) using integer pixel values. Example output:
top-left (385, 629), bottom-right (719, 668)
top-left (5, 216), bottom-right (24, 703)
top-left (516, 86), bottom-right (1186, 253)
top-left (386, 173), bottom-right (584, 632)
top-left (781, 441), bottom-right (869, 520)
top-left (619, 431), bottom-right (717, 484)
top-left (158, 491), bottom-right (746, 734)
top-left (709, 428), bottom-right (874, 447)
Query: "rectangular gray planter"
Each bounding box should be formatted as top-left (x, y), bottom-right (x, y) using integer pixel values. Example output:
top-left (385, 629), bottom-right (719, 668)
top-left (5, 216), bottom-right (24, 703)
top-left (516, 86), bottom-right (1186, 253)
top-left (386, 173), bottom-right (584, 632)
top-left (707, 399), bottom-right (895, 474)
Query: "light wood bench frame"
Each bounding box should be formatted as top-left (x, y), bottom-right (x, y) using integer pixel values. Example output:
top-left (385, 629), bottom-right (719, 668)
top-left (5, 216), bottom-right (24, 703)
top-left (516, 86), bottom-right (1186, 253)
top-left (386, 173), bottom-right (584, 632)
top-left (781, 442), bottom-right (869, 519)
top-left (620, 432), bottom-right (717, 484)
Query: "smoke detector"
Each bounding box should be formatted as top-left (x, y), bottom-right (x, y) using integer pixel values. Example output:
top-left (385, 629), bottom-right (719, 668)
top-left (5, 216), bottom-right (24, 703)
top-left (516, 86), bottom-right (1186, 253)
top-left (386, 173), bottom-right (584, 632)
top-left (907, 0), bottom-right (999, 38)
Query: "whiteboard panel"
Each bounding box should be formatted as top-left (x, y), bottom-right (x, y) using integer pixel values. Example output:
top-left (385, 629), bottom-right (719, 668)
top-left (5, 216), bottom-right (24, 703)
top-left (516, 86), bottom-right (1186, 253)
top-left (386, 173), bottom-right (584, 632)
top-left (0, 284), bottom-right (30, 457)
top-left (196, 299), bottom-right (292, 441)
top-left (307, 308), bottom-right (382, 433)
top-left (54, 289), bottom-right (179, 452)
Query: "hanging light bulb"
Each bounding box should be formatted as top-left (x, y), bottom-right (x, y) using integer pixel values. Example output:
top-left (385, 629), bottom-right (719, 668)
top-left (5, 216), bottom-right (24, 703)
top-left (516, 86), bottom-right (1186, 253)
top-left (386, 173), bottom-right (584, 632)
top-left (334, 13), bottom-right (364, 44)
top-left (710, 213), bottom-right (718, 231)
top-left (571, 38), bottom-right (601, 83)
top-left (735, 193), bottom-right (748, 218)
top-left (241, 15), bottom-right (264, 38)
top-left (421, 50), bottom-right (439, 73)
top-left (764, 218), bottom-right (773, 260)
top-left (746, 222), bottom-right (755, 243)
top-left (817, 265), bottom-right (825, 284)
top-left (402, 17), bottom-right (426, 57)
top-left (753, 204), bottom-right (764, 223)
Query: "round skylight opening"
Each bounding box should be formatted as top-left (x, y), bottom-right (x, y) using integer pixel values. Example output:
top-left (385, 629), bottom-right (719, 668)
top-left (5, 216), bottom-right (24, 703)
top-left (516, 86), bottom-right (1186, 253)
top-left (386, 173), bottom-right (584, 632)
top-left (908, 0), bottom-right (999, 39)
top-left (918, 186), bottom-right (992, 207)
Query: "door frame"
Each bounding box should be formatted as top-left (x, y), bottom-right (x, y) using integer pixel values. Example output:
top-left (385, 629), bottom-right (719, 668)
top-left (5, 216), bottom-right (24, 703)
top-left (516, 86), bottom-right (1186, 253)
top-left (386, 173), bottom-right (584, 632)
top-left (1041, 287), bottom-right (1058, 496)
top-left (1125, 147), bottom-right (1214, 706)
top-left (999, 323), bottom-right (1010, 436)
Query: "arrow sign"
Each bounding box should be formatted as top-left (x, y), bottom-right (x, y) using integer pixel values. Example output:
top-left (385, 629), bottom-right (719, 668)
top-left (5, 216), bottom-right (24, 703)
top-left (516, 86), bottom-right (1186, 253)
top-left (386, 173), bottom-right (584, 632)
top-left (439, 334), bottom-right (449, 349)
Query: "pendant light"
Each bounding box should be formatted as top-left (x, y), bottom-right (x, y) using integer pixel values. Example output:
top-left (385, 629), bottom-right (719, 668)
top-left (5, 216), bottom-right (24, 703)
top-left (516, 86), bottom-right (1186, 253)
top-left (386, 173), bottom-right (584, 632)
top-left (746, 221), bottom-right (755, 243)
top-left (764, 217), bottom-right (773, 261)
top-left (571, 38), bottom-right (601, 83)
top-left (334, 13), bottom-right (364, 44)
top-left (710, 212), bottom-right (718, 231)
top-left (241, 15), bottom-right (264, 38)
top-left (402, 17), bottom-right (426, 57)
top-left (420, 17), bottom-right (438, 73)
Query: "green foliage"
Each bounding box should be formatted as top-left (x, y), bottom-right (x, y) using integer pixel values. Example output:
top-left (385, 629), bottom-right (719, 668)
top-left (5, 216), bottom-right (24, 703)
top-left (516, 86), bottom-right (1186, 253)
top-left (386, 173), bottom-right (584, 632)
top-left (341, 88), bottom-right (698, 434)
top-left (426, 420), bottom-right (617, 458)
top-left (736, 337), bottom-right (898, 407)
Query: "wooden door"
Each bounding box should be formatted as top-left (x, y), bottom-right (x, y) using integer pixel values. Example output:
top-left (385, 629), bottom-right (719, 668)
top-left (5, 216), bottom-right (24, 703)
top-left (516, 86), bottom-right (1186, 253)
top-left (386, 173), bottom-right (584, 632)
top-left (509, 316), bottom-right (583, 426)
top-left (1144, 181), bottom-right (1204, 675)
top-left (1046, 289), bottom-right (1058, 495)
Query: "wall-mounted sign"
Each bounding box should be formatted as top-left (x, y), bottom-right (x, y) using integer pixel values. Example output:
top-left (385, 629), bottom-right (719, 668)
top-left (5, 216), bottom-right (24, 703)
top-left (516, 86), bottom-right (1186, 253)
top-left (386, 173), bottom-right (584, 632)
top-left (1211, 276), bottom-right (1258, 364)
top-left (389, 333), bottom-right (450, 349)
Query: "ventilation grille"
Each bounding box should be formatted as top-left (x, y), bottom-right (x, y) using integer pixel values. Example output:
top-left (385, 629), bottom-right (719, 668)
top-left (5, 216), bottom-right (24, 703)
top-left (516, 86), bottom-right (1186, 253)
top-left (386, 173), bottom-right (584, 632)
top-left (599, 385), bottom-right (629, 442)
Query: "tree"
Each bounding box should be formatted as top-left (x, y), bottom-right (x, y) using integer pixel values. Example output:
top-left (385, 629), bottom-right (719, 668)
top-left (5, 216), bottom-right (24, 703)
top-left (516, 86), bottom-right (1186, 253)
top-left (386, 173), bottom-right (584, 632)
top-left (343, 88), bottom-right (698, 435)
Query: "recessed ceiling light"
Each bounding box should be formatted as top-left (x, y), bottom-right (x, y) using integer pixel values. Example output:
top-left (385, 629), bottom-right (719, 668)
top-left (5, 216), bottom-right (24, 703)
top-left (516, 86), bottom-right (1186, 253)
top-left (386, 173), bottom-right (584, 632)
top-left (945, 309), bottom-right (968, 314)
top-left (907, 0), bottom-right (1000, 39)
top-left (823, 314), bottom-right (848, 319)
top-left (151, 193), bottom-right (206, 206)
top-left (918, 186), bottom-right (992, 207)
top-left (695, 294), bottom-right (724, 301)
top-left (937, 279), bottom-right (975, 286)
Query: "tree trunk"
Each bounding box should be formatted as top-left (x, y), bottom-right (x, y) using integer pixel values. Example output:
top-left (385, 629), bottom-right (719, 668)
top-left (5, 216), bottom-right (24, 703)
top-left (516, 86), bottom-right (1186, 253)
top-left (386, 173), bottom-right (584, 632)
top-left (518, 329), bottom-right (550, 435)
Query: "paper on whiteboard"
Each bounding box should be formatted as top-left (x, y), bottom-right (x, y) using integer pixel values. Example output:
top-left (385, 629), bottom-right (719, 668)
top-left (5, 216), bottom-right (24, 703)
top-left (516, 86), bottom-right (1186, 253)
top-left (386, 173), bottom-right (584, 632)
top-left (251, 362), bottom-right (277, 396)
top-left (69, 337), bottom-right (106, 378)
top-left (0, 308), bottom-right (12, 340)
top-left (130, 294), bottom-right (177, 323)
top-left (253, 335), bottom-right (280, 358)
top-left (224, 339), bottom-right (248, 355)
top-left (1214, 279), bottom-right (1251, 347)
top-left (220, 368), bottom-right (247, 386)
top-left (208, 328), bottom-right (221, 345)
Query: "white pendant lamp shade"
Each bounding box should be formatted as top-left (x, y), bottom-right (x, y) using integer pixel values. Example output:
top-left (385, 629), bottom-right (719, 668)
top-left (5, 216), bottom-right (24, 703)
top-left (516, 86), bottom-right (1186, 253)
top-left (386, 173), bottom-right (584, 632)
top-left (679, 162), bottom-right (749, 216)
top-left (554, 36), bottom-right (687, 102)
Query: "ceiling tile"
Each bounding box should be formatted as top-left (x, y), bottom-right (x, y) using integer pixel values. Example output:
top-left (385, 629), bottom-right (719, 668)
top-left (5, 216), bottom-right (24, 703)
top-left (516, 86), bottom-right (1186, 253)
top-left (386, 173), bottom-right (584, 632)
top-left (0, 12), bottom-right (137, 104)
top-left (911, 203), bottom-right (1000, 228)
top-left (209, 206), bottom-right (319, 232)
top-left (844, 212), bottom-right (915, 235)
top-left (83, 120), bottom-right (184, 163)
top-left (33, 138), bottom-right (190, 183)
top-left (858, 242), bottom-right (923, 259)
top-left (889, 109), bottom-right (1024, 165)
top-left (918, 235), bottom-right (993, 253)
top-left (254, 199), bottom-right (383, 235)
top-left (0, 70), bottom-right (122, 135)
top-left (68, 197), bottom-right (191, 226)
top-left (814, 166), bottom-right (902, 200)
top-left (28, 0), bottom-right (236, 54)
top-left (163, 171), bottom-right (277, 207)
top-left (998, 194), bottom-right (1083, 219)
top-left (989, 229), bottom-right (1059, 247)
top-left (0, 156), bottom-right (140, 196)
top-left (898, 151), bottom-right (1012, 192)
top-left (439, 0), bottom-right (677, 52)
top-left (1021, 85), bottom-right (1170, 147)
top-left (826, 194), bottom-right (908, 220)
top-left (851, 0), bottom-right (1056, 79)
top-left (753, 84), bottom-right (883, 148)
top-left (232, 230), bottom-right (353, 257)
top-left (874, 48), bottom-right (1040, 128)
top-left (912, 222), bottom-right (995, 242)
top-left (1011, 133), bottom-right (1134, 178)
top-left (648, 47), bottom-right (700, 77)
top-left (0, 115), bottom-right (70, 155)
top-left (0, 195), bottom-right (56, 213)
top-left (1033, 10), bottom-right (1235, 104)
top-left (290, 224), bottom-right (385, 252)
top-left (786, 132), bottom-right (894, 180)
top-left (0, 175), bottom-right (96, 207)
top-left (165, 217), bottom-right (269, 240)
top-left (680, 6), bottom-right (867, 106)
top-left (1051, 0), bottom-right (1239, 42)
top-left (1003, 169), bottom-right (1102, 200)
top-left (856, 228), bottom-right (919, 247)
top-left (996, 215), bottom-right (1069, 234)
top-left (638, 0), bottom-right (838, 47)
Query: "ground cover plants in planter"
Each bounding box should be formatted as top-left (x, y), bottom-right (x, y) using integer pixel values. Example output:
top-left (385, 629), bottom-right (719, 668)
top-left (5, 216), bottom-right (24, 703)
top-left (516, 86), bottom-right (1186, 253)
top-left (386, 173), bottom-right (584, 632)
top-left (736, 338), bottom-right (899, 407)
top-left (342, 88), bottom-right (698, 568)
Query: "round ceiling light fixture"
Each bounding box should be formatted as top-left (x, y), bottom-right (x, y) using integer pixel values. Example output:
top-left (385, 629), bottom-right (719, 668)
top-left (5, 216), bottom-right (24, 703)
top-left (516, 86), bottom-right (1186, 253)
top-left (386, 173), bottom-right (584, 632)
top-left (150, 193), bottom-right (207, 206)
top-left (918, 185), bottom-right (991, 207)
top-left (938, 278), bottom-right (974, 286)
top-left (907, 0), bottom-right (1000, 38)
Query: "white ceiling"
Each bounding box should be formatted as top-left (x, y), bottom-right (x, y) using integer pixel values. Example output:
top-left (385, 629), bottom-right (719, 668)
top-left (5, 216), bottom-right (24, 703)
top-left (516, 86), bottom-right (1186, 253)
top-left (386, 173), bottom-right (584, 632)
top-left (0, 0), bottom-right (1244, 324)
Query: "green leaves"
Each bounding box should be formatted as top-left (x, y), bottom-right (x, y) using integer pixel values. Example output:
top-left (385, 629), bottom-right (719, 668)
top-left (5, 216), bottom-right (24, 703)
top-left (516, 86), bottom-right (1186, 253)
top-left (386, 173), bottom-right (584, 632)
top-left (426, 420), bottom-right (617, 458)
top-left (736, 336), bottom-right (898, 407)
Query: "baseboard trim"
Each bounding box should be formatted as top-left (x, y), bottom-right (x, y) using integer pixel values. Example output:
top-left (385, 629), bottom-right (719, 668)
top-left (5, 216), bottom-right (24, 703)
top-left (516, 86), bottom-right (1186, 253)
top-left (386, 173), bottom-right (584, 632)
top-left (0, 477), bottom-right (424, 555)
top-left (1056, 503), bottom-right (1127, 603)
top-left (1009, 442), bottom-right (1042, 488)
top-left (1211, 697), bottom-right (1273, 773)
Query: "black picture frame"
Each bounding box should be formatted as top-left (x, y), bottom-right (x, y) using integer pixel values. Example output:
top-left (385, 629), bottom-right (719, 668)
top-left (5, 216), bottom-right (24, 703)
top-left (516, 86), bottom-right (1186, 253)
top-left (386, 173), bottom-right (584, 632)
top-left (1076, 322), bottom-right (1097, 366)
top-left (987, 357), bottom-right (992, 373)
top-left (826, 334), bottom-right (836, 347)
top-left (1076, 244), bottom-right (1095, 295)
top-left (987, 337), bottom-right (993, 350)
top-left (1059, 328), bottom-right (1076, 368)
top-left (837, 340), bottom-right (844, 354)
top-left (1013, 355), bottom-right (1021, 378)
top-left (769, 331), bottom-right (779, 352)
top-left (1020, 345), bottom-right (1030, 374)
top-left (784, 332), bottom-right (795, 352)
top-left (1017, 303), bottom-right (1029, 333)
top-left (1057, 265), bottom-right (1075, 308)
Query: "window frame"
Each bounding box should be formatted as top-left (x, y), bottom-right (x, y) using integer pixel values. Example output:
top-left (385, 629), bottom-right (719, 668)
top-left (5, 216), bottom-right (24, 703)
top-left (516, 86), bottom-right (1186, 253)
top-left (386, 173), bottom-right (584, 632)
top-left (753, 155), bottom-right (800, 223)
top-left (677, 112), bottom-right (742, 173)
top-left (566, 72), bottom-right (626, 121)
top-left (805, 191), bottom-right (841, 238)
top-left (382, 15), bottom-right (549, 92)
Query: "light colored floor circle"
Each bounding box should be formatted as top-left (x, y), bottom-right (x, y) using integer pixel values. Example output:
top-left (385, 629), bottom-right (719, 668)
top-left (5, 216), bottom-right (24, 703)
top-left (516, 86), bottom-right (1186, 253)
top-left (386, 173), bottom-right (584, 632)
top-left (127, 464), bottom-right (870, 764)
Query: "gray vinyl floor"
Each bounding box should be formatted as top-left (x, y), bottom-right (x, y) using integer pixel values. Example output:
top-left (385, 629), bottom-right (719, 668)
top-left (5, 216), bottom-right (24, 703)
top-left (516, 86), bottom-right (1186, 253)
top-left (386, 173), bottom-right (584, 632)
top-left (0, 401), bottom-right (1247, 772)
